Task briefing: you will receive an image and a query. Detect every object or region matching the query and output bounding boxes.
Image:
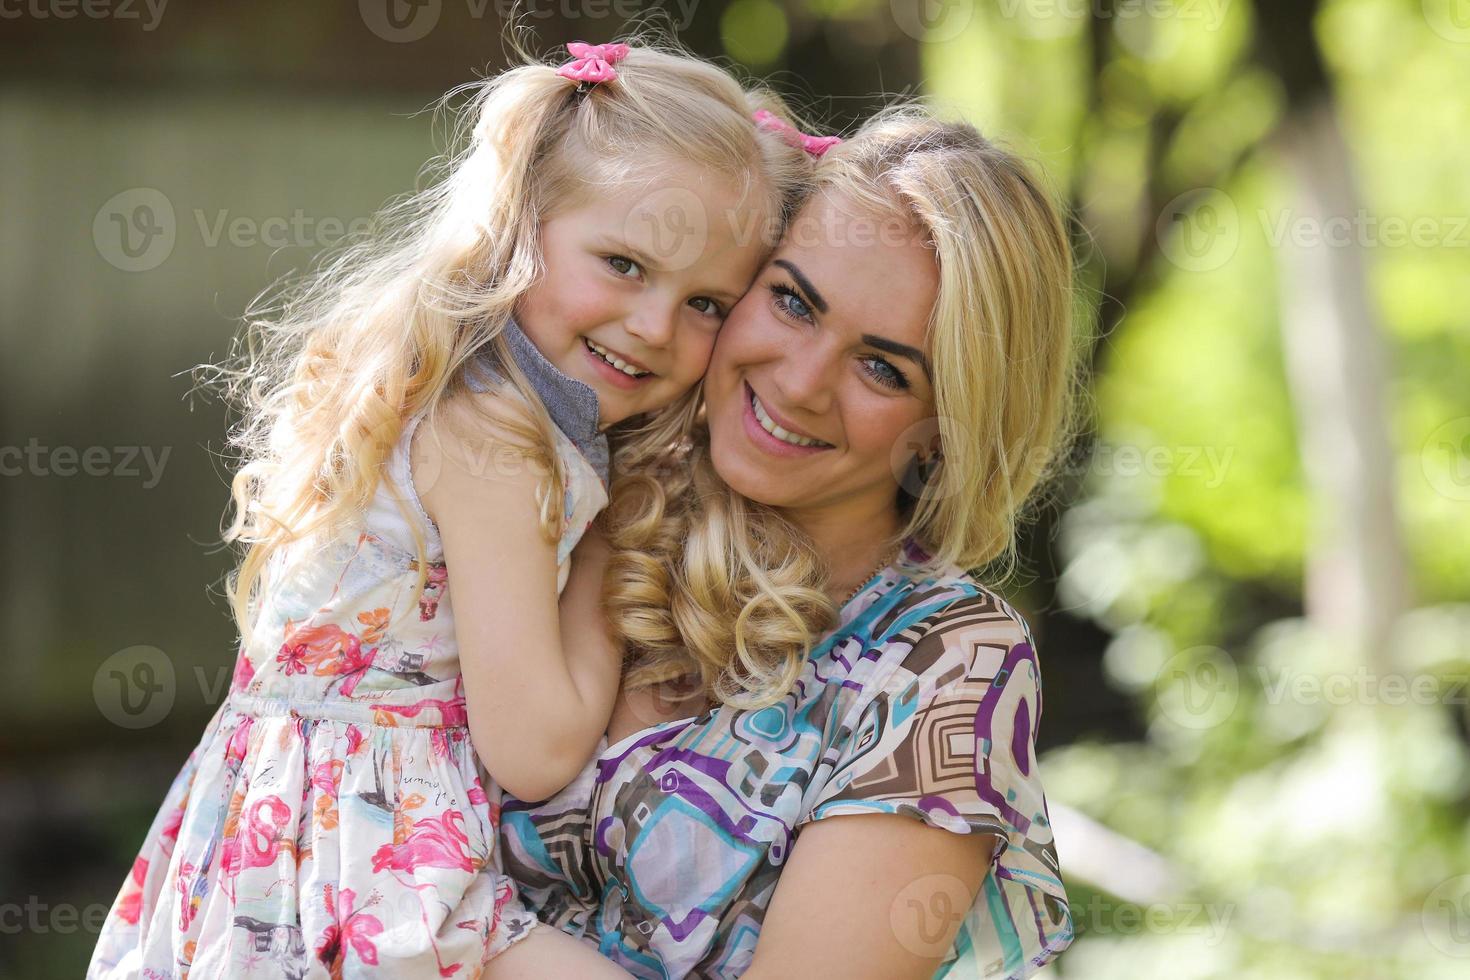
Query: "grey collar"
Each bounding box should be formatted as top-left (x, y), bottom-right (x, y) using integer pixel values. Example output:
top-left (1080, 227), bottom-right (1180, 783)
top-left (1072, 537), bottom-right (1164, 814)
top-left (477, 319), bottom-right (610, 488)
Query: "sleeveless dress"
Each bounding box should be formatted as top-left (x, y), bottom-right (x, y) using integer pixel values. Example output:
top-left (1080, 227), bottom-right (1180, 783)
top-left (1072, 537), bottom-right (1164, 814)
top-left (88, 347), bottom-right (611, 979)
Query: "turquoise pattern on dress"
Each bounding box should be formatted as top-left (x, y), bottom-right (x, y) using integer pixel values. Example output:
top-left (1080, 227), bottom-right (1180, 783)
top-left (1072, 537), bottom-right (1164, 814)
top-left (499, 534), bottom-right (1074, 979)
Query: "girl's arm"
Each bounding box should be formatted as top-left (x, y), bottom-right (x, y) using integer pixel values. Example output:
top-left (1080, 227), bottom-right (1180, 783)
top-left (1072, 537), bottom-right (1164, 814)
top-left (415, 393), bottom-right (621, 802)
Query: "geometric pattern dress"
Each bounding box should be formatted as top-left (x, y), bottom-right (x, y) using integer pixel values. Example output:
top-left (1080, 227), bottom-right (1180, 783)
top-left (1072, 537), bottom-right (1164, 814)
top-left (88, 369), bottom-right (608, 979)
top-left (499, 533), bottom-right (1074, 979)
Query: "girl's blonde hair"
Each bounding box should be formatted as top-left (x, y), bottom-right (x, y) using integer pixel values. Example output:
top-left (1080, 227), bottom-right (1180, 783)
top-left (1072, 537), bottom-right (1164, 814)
top-left (209, 37), bottom-right (812, 647)
top-left (604, 105), bottom-right (1084, 708)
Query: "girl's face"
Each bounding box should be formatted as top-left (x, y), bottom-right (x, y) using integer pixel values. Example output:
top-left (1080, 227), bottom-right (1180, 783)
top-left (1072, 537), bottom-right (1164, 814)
top-left (516, 159), bottom-right (773, 428)
top-left (703, 191), bottom-right (941, 523)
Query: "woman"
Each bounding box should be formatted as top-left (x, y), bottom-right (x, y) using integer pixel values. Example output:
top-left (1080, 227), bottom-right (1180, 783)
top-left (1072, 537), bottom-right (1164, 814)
top-left (492, 107), bottom-right (1079, 979)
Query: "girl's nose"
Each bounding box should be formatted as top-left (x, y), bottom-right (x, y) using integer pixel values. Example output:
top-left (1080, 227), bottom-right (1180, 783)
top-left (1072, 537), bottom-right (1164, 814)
top-left (624, 300), bottom-right (680, 349)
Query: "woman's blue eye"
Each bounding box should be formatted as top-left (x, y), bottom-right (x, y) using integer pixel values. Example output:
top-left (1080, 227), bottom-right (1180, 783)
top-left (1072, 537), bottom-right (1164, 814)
top-left (771, 283), bottom-right (811, 321)
top-left (607, 255), bottom-right (640, 277)
top-left (863, 356), bottom-right (909, 391)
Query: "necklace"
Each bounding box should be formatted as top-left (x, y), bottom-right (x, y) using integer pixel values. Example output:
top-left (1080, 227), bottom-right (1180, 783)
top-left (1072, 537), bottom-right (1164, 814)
top-left (836, 542), bottom-right (901, 609)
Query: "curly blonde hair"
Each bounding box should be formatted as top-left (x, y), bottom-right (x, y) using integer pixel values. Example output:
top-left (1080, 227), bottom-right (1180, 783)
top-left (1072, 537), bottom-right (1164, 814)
top-left (604, 105), bottom-right (1084, 709)
top-left (204, 36), bottom-right (813, 648)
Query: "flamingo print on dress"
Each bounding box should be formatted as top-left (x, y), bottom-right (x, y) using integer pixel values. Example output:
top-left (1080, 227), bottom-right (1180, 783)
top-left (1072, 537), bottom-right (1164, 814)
top-left (369, 809), bottom-right (486, 976)
top-left (220, 796), bottom-right (295, 899)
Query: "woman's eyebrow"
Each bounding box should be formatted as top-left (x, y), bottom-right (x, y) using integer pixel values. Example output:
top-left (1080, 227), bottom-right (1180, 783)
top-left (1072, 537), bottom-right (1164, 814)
top-left (862, 333), bottom-right (933, 383)
top-left (772, 259), bottom-right (829, 314)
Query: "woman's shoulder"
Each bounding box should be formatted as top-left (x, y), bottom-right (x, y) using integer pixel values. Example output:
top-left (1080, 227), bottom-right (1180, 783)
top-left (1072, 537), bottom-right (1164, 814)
top-left (837, 539), bottom-right (1044, 708)
top-left (866, 539), bottom-right (1036, 655)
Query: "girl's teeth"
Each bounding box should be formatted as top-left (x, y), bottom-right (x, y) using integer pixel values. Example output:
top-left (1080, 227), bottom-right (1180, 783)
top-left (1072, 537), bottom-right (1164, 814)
top-left (751, 390), bottom-right (824, 447)
top-left (584, 337), bottom-right (649, 377)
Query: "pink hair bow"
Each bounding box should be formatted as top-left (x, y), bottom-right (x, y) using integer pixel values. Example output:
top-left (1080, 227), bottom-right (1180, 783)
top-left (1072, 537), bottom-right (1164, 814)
top-left (556, 41), bottom-right (631, 86)
top-left (753, 109), bottom-right (843, 157)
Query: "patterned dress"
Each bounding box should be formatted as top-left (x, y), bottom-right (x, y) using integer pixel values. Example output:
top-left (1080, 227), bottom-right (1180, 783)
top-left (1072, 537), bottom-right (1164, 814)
top-left (88, 352), bottom-right (610, 979)
top-left (499, 534), bottom-right (1074, 979)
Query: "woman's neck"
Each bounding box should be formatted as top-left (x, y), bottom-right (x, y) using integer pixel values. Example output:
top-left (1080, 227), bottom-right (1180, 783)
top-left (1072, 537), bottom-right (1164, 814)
top-left (784, 496), bottom-right (903, 604)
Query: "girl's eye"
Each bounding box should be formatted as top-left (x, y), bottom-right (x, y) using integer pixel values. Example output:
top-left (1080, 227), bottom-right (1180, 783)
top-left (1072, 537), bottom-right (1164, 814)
top-left (769, 283), bottom-right (812, 322)
top-left (607, 255), bottom-right (641, 278)
top-left (862, 355), bottom-right (910, 391)
top-left (689, 296), bottom-right (724, 319)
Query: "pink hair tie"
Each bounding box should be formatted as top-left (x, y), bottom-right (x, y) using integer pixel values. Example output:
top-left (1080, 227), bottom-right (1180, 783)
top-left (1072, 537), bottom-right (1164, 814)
top-left (556, 41), bottom-right (631, 86)
top-left (753, 109), bottom-right (842, 157)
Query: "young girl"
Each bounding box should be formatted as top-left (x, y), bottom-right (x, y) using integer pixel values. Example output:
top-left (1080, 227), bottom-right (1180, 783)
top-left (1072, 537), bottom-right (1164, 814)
top-left (88, 39), bottom-right (809, 979)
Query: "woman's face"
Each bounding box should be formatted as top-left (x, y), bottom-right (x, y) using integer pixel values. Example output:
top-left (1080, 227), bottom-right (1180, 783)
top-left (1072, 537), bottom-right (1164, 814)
top-left (703, 191), bottom-right (941, 523)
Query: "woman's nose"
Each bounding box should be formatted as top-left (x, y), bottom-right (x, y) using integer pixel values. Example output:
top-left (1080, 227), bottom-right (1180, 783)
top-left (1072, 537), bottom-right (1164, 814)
top-left (769, 340), bottom-right (836, 416)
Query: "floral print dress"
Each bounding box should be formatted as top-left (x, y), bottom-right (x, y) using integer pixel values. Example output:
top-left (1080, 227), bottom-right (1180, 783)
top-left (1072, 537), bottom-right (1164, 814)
top-left (88, 376), bottom-right (610, 979)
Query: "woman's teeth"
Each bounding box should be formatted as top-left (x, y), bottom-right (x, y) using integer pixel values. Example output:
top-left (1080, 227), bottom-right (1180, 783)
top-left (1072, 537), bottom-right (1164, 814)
top-left (583, 337), bottom-right (650, 377)
top-left (750, 389), bottom-right (828, 447)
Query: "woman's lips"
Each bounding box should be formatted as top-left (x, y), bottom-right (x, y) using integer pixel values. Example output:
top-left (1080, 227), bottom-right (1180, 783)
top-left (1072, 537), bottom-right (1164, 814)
top-left (740, 380), bottom-right (832, 458)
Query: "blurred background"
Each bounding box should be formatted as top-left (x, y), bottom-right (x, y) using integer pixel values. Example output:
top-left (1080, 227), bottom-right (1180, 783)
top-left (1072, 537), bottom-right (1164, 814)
top-left (2, 1), bottom-right (1469, 977)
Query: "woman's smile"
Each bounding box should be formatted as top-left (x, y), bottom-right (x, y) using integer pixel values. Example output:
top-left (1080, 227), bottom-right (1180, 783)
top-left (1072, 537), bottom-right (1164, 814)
top-left (741, 379), bottom-right (835, 454)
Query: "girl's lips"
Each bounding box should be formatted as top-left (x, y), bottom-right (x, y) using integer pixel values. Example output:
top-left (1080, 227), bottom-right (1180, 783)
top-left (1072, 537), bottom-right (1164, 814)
top-left (740, 380), bottom-right (832, 458)
top-left (582, 337), bottom-right (655, 391)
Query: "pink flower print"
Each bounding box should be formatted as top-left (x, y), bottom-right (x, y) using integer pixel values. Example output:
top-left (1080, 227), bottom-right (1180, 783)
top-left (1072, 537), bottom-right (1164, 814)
top-left (276, 643), bottom-right (308, 676)
top-left (231, 649), bottom-right (256, 693)
top-left (345, 724), bottom-right (364, 758)
top-left (115, 856), bottom-right (148, 925)
top-left (467, 774), bottom-right (488, 807)
top-left (175, 860), bottom-right (203, 932)
top-left (160, 799), bottom-right (184, 847)
top-left (310, 758), bottom-right (343, 799)
top-left (225, 716), bottom-right (254, 766)
top-left (276, 620), bottom-right (379, 697)
top-left (316, 885), bottom-right (384, 975)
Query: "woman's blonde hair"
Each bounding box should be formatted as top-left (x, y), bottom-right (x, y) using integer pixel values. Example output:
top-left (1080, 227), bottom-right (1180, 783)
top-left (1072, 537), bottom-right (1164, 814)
top-left (207, 36), bottom-right (812, 647)
top-left (605, 105), bottom-right (1083, 709)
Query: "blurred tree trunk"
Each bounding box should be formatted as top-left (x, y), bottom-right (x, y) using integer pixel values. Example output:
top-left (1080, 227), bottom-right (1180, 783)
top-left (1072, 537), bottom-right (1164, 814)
top-left (1257, 2), bottom-right (1409, 671)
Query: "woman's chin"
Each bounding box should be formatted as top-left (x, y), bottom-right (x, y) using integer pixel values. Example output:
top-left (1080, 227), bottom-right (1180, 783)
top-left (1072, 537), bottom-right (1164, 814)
top-left (709, 437), bottom-right (791, 509)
